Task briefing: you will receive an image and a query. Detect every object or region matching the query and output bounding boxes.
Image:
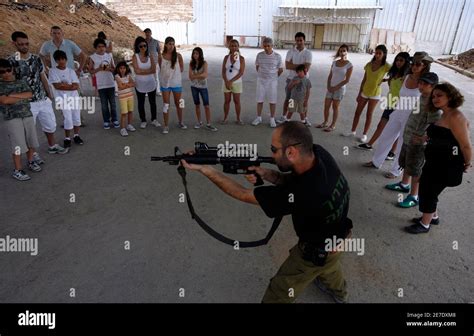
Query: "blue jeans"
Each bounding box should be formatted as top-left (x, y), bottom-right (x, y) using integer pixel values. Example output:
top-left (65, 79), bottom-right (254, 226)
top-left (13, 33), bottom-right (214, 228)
top-left (98, 87), bottom-right (117, 123)
top-left (191, 86), bottom-right (209, 106)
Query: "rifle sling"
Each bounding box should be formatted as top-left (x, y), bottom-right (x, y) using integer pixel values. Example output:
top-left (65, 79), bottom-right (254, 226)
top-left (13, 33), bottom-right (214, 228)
top-left (177, 165), bottom-right (283, 248)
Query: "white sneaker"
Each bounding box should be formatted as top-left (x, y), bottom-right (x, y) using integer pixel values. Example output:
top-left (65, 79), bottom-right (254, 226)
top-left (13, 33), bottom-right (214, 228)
top-left (12, 169), bottom-right (31, 181)
top-left (270, 118), bottom-right (277, 128)
top-left (140, 122), bottom-right (147, 129)
top-left (152, 119), bottom-right (161, 127)
top-left (252, 117), bottom-right (262, 126)
top-left (156, 91), bottom-right (162, 96)
top-left (360, 134), bottom-right (368, 143)
top-left (162, 126), bottom-right (169, 134)
top-left (120, 128), bottom-right (129, 137)
top-left (342, 131), bottom-right (356, 137)
top-left (194, 121), bottom-right (203, 129)
top-left (178, 123), bottom-right (188, 130)
top-left (276, 116), bottom-right (287, 124)
top-left (303, 118), bottom-right (312, 127)
top-left (126, 124), bottom-right (136, 132)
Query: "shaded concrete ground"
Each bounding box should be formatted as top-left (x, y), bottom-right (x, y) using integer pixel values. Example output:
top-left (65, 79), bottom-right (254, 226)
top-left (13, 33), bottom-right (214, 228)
top-left (0, 47), bottom-right (472, 303)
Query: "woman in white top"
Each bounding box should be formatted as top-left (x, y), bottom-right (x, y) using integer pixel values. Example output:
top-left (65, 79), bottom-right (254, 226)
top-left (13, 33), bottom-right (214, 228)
top-left (316, 44), bottom-right (353, 132)
top-left (221, 39), bottom-right (245, 124)
top-left (132, 36), bottom-right (158, 129)
top-left (159, 36), bottom-right (185, 134)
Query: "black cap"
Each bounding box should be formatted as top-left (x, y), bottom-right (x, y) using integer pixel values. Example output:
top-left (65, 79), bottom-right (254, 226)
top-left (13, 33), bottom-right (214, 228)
top-left (419, 72), bottom-right (439, 85)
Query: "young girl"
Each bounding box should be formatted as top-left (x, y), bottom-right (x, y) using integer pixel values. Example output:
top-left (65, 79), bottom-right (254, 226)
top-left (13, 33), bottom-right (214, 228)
top-left (114, 61), bottom-right (136, 137)
top-left (132, 36), bottom-right (158, 129)
top-left (316, 44), bottom-right (353, 132)
top-left (159, 36), bottom-right (185, 134)
top-left (189, 47), bottom-right (217, 131)
top-left (221, 39), bottom-right (245, 124)
top-left (343, 45), bottom-right (391, 142)
top-left (357, 52), bottom-right (411, 153)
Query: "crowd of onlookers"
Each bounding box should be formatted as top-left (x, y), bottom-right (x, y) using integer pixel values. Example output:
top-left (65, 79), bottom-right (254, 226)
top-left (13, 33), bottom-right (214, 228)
top-left (0, 26), bottom-right (471, 234)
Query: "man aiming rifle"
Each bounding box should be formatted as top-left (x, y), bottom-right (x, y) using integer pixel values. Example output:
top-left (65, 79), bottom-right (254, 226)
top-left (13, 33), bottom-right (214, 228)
top-left (180, 121), bottom-right (353, 303)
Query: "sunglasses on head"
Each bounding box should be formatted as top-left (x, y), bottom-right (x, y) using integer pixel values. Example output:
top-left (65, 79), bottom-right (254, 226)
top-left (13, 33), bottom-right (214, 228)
top-left (0, 68), bottom-right (13, 74)
top-left (270, 142), bottom-right (301, 154)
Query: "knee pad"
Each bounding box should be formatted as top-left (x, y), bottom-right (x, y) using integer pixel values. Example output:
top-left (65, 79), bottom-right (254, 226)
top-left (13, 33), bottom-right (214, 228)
top-left (163, 103), bottom-right (170, 114)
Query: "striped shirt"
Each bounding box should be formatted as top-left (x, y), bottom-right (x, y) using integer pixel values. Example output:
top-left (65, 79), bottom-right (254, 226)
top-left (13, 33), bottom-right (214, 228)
top-left (115, 74), bottom-right (134, 99)
top-left (256, 51), bottom-right (283, 80)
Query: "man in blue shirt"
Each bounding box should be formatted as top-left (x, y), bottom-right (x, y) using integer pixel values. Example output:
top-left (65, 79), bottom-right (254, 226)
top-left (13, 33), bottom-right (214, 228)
top-left (39, 26), bottom-right (87, 76)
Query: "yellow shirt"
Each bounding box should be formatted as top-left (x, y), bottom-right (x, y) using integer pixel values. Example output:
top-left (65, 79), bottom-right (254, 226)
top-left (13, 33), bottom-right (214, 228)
top-left (362, 62), bottom-right (391, 97)
top-left (387, 76), bottom-right (403, 109)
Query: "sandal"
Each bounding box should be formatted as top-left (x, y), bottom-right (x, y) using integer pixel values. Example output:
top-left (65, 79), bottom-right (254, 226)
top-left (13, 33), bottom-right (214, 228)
top-left (384, 172), bottom-right (399, 179)
top-left (236, 120), bottom-right (244, 125)
top-left (385, 182), bottom-right (410, 192)
top-left (323, 126), bottom-right (336, 132)
top-left (363, 162), bottom-right (378, 168)
top-left (315, 122), bottom-right (328, 129)
top-left (220, 119), bottom-right (228, 125)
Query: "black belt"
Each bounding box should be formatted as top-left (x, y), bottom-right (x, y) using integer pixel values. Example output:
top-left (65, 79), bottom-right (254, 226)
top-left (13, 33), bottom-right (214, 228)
top-left (177, 165), bottom-right (283, 248)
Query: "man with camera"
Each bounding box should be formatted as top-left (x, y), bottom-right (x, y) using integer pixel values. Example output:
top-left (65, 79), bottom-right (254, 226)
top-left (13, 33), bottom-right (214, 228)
top-left (181, 121), bottom-right (352, 303)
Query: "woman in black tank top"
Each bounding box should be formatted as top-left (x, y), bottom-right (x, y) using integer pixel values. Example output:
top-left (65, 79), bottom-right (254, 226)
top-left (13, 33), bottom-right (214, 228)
top-left (406, 83), bottom-right (472, 234)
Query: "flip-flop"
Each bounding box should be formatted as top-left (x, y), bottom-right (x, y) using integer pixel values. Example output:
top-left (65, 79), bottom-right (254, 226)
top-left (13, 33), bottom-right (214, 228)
top-left (315, 122), bottom-right (328, 128)
top-left (220, 120), bottom-right (228, 125)
top-left (236, 120), bottom-right (244, 125)
top-left (384, 172), bottom-right (398, 179)
top-left (323, 126), bottom-right (335, 132)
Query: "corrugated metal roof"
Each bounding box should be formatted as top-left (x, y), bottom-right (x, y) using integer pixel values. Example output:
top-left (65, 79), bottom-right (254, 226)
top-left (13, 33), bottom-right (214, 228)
top-left (279, 6), bottom-right (382, 9)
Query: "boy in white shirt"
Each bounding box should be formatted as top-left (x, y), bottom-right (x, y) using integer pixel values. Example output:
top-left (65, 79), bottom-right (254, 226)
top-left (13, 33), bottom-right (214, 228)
top-left (88, 38), bottom-right (117, 129)
top-left (49, 50), bottom-right (83, 149)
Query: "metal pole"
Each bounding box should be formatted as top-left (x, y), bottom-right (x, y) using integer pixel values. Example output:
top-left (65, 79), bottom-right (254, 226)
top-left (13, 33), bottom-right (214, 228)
top-left (224, 0), bottom-right (227, 46)
top-left (411, 0), bottom-right (421, 32)
top-left (449, 0), bottom-right (467, 55)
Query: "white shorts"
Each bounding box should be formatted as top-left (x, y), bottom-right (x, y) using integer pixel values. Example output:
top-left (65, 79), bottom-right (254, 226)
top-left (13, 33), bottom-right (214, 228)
top-left (361, 92), bottom-right (381, 100)
top-left (30, 98), bottom-right (57, 133)
top-left (256, 78), bottom-right (278, 104)
top-left (62, 109), bottom-right (81, 130)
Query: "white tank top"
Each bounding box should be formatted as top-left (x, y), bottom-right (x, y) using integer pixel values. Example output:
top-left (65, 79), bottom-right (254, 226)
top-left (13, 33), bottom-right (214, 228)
top-left (225, 54), bottom-right (241, 82)
top-left (159, 57), bottom-right (182, 88)
top-left (394, 76), bottom-right (421, 112)
top-left (134, 54), bottom-right (156, 93)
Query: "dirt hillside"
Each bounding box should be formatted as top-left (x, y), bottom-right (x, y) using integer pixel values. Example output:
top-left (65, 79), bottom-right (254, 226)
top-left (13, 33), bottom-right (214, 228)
top-left (0, 0), bottom-right (144, 59)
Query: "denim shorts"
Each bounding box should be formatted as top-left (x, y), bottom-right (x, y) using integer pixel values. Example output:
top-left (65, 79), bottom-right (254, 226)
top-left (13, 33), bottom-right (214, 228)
top-left (325, 87), bottom-right (345, 101)
top-left (191, 86), bottom-right (209, 106)
top-left (161, 86), bottom-right (182, 93)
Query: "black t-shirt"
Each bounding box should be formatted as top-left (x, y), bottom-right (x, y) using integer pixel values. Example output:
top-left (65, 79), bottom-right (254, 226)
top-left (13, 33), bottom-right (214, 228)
top-left (254, 145), bottom-right (352, 246)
